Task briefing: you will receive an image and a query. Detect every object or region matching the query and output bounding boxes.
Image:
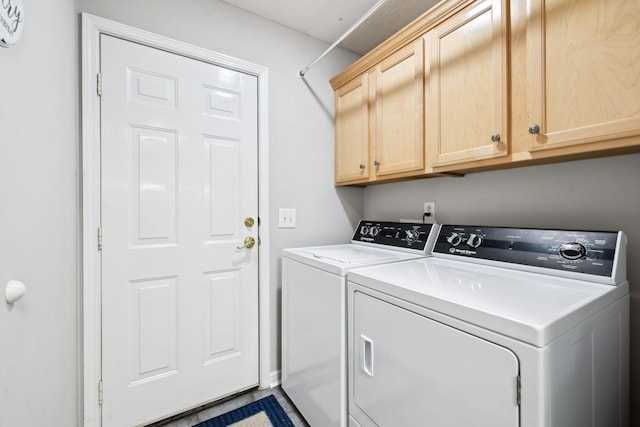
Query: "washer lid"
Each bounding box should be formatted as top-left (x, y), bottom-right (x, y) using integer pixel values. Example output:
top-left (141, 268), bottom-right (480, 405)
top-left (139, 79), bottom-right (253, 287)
top-left (302, 246), bottom-right (399, 264)
top-left (283, 244), bottom-right (425, 276)
top-left (348, 257), bottom-right (629, 347)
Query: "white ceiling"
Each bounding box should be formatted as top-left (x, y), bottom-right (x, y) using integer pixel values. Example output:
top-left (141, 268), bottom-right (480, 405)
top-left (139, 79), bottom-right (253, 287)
top-left (220, 0), bottom-right (441, 56)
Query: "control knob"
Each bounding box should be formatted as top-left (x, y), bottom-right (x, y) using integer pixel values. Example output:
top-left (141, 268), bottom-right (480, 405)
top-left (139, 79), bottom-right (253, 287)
top-left (405, 229), bottom-right (419, 244)
top-left (369, 226), bottom-right (380, 237)
top-left (467, 234), bottom-right (483, 248)
top-left (360, 225), bottom-right (370, 235)
top-left (447, 233), bottom-right (462, 247)
top-left (559, 242), bottom-right (586, 260)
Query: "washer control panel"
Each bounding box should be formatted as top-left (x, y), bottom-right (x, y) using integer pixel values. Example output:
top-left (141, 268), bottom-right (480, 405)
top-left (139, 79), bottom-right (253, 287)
top-left (433, 225), bottom-right (620, 277)
top-left (352, 221), bottom-right (435, 250)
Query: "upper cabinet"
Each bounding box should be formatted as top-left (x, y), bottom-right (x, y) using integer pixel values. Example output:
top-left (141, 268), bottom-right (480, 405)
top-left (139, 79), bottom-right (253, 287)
top-left (334, 40), bottom-right (426, 185)
top-left (334, 73), bottom-right (370, 184)
top-left (331, 0), bottom-right (640, 186)
top-left (425, 0), bottom-right (508, 168)
top-left (372, 40), bottom-right (425, 177)
top-left (524, 0), bottom-right (640, 152)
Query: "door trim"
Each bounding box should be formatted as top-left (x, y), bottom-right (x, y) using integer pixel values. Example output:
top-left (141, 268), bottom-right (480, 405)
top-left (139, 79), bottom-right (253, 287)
top-left (81, 13), bottom-right (270, 426)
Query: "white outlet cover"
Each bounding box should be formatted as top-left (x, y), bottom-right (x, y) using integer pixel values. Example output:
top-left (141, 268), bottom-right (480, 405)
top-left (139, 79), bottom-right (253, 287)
top-left (423, 202), bottom-right (436, 224)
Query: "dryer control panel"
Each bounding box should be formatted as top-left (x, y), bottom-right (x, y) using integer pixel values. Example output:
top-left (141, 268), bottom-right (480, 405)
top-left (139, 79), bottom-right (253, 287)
top-left (352, 221), bottom-right (435, 251)
top-left (434, 225), bottom-right (622, 278)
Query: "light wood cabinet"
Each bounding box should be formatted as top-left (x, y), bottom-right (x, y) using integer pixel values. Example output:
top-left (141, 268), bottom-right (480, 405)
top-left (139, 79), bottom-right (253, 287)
top-left (425, 0), bottom-right (508, 168)
top-left (334, 74), bottom-right (370, 184)
top-left (334, 40), bottom-right (425, 185)
top-left (331, 0), bottom-right (640, 186)
top-left (372, 40), bottom-right (425, 177)
top-left (523, 0), bottom-right (640, 153)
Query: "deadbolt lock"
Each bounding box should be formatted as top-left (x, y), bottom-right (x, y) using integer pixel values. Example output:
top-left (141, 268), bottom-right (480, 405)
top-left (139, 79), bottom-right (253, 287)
top-left (244, 217), bottom-right (255, 227)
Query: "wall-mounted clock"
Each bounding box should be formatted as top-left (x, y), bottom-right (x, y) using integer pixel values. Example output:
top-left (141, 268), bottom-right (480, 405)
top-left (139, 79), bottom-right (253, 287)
top-left (0, 0), bottom-right (24, 48)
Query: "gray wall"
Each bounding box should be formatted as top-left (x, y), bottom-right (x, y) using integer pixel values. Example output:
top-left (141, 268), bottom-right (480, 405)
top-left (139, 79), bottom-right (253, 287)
top-left (0, 0), bottom-right (362, 425)
top-left (0, 0), bottom-right (79, 425)
top-left (364, 152), bottom-right (640, 423)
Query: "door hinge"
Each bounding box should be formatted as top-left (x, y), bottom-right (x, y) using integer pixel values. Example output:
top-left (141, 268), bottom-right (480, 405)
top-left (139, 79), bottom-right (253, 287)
top-left (97, 227), bottom-right (103, 252)
top-left (97, 73), bottom-right (102, 96)
top-left (516, 375), bottom-right (521, 406)
top-left (98, 380), bottom-right (104, 406)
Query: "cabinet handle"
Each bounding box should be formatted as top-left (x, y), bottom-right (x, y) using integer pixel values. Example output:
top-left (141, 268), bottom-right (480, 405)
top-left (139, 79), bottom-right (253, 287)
top-left (529, 124), bottom-right (540, 134)
top-left (491, 133), bottom-right (501, 142)
top-left (359, 163), bottom-right (365, 170)
top-left (361, 334), bottom-right (374, 377)
top-left (374, 160), bottom-right (380, 166)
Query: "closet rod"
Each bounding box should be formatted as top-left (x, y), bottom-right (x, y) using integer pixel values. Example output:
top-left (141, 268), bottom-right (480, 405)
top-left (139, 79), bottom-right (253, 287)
top-left (298, 0), bottom-right (387, 78)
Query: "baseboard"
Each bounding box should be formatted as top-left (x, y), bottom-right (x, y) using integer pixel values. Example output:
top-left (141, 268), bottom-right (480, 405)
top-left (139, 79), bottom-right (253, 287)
top-left (269, 370), bottom-right (281, 388)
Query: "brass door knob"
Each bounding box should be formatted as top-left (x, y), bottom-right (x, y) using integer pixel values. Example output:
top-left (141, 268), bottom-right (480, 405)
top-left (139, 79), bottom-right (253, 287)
top-left (244, 217), bottom-right (255, 227)
top-left (237, 236), bottom-right (256, 249)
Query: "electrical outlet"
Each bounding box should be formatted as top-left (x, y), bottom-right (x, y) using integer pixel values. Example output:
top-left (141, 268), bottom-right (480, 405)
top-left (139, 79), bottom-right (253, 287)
top-left (423, 202), bottom-right (436, 224)
top-left (279, 208), bottom-right (296, 228)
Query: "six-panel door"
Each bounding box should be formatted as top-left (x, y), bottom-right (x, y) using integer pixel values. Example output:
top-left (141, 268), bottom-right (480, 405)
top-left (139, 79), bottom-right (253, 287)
top-left (100, 34), bottom-right (259, 426)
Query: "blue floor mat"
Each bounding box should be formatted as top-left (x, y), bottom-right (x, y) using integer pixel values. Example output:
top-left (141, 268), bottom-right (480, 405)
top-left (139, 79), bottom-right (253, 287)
top-left (193, 394), bottom-right (295, 427)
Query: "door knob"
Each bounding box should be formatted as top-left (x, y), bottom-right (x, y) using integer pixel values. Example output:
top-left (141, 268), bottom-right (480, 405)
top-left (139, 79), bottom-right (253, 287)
top-left (237, 236), bottom-right (256, 249)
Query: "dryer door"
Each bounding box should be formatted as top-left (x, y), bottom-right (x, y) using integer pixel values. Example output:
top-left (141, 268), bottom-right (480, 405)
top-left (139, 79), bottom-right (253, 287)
top-left (350, 291), bottom-right (520, 427)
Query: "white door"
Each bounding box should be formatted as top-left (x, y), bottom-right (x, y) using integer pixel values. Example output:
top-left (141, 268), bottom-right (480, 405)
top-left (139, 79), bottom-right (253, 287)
top-left (100, 34), bottom-right (259, 426)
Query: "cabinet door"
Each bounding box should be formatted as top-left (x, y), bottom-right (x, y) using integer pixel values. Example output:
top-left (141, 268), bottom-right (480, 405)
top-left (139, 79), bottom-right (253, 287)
top-left (372, 40), bottom-right (424, 177)
top-left (335, 74), bottom-right (370, 184)
top-left (526, 0), bottom-right (640, 151)
top-left (350, 292), bottom-right (520, 427)
top-left (426, 0), bottom-right (508, 167)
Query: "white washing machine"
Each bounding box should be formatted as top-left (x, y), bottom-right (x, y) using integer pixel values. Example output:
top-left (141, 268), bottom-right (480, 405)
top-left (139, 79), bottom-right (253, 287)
top-left (281, 221), bottom-right (440, 427)
top-left (347, 224), bottom-right (629, 427)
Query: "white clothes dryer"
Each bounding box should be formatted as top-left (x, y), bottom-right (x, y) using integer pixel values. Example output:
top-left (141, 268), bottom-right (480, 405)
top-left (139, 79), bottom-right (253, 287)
top-left (347, 225), bottom-right (629, 427)
top-left (281, 221), bottom-right (440, 427)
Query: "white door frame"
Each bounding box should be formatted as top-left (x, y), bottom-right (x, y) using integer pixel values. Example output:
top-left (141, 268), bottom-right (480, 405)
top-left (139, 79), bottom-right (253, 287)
top-left (81, 13), bottom-right (271, 426)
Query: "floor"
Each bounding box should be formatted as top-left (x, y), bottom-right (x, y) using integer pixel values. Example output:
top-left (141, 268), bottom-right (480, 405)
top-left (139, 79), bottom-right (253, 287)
top-left (149, 386), bottom-right (309, 427)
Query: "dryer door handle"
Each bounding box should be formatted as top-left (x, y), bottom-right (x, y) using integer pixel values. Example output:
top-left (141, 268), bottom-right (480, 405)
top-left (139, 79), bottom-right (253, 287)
top-left (361, 334), bottom-right (374, 377)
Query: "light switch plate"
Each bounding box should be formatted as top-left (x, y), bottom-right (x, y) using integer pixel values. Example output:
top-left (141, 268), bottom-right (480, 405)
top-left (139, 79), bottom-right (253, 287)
top-left (279, 208), bottom-right (296, 228)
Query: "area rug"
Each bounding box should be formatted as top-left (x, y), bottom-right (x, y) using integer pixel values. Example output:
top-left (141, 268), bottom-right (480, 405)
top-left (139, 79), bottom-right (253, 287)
top-left (193, 395), bottom-right (296, 427)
